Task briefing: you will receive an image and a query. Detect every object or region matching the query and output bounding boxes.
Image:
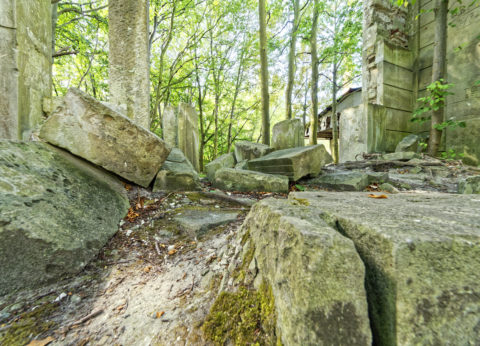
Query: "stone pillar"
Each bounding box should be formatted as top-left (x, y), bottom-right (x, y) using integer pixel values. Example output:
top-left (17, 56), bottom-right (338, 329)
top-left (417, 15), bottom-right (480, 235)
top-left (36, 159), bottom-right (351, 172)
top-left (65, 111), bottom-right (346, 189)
top-left (0, 0), bottom-right (52, 140)
top-left (162, 105), bottom-right (178, 147)
top-left (108, 0), bottom-right (150, 130)
top-left (161, 103), bottom-right (200, 172)
top-left (272, 119), bottom-right (305, 150)
top-left (177, 103), bottom-right (200, 172)
top-left (361, 0), bottom-right (416, 153)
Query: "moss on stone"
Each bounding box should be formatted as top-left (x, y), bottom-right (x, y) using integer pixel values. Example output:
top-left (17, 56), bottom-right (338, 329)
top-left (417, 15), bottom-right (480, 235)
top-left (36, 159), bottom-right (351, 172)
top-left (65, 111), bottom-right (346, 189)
top-left (0, 302), bottom-right (58, 345)
top-left (202, 281), bottom-right (278, 345)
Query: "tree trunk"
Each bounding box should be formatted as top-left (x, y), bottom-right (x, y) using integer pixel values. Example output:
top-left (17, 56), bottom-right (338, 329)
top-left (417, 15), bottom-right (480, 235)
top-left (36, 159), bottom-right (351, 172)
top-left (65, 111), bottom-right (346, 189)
top-left (285, 0), bottom-right (300, 119)
top-left (309, 0), bottom-right (319, 146)
top-left (259, 0), bottom-right (270, 145)
top-left (331, 61), bottom-right (339, 163)
top-left (428, 0), bottom-right (448, 157)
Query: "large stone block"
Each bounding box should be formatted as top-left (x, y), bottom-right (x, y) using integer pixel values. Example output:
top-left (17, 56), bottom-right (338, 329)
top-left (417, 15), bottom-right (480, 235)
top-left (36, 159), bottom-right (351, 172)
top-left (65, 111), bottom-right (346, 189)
top-left (234, 141), bottom-right (274, 162)
top-left (39, 88), bottom-right (171, 187)
top-left (153, 148), bottom-right (200, 192)
top-left (205, 153), bottom-right (236, 182)
top-left (291, 191), bottom-right (480, 345)
top-left (248, 145), bottom-right (333, 181)
top-left (213, 168), bottom-right (288, 193)
top-left (0, 141), bottom-right (129, 296)
top-left (241, 198), bottom-right (372, 345)
top-left (272, 118), bottom-right (305, 150)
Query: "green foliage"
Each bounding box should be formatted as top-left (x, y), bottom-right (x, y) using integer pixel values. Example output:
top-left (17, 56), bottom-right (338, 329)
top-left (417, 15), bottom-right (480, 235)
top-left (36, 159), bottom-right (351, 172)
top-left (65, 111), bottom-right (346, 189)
top-left (412, 79), bottom-right (454, 123)
top-left (440, 149), bottom-right (465, 160)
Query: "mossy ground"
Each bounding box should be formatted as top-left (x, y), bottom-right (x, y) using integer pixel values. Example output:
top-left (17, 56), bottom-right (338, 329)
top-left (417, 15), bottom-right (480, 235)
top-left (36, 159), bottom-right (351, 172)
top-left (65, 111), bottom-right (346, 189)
top-left (0, 301), bottom-right (58, 345)
top-left (202, 281), bottom-right (278, 345)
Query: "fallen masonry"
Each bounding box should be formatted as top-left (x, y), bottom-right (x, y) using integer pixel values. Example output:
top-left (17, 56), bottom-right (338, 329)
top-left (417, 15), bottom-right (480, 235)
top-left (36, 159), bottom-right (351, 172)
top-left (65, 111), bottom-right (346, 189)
top-left (0, 141), bottom-right (129, 295)
top-left (283, 191), bottom-right (480, 345)
top-left (213, 168), bottom-right (289, 193)
top-left (39, 88), bottom-right (171, 187)
top-left (248, 145), bottom-right (333, 181)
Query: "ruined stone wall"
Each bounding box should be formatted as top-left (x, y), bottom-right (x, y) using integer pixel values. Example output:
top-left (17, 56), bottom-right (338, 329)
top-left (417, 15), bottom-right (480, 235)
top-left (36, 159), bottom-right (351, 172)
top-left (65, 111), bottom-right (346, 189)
top-left (413, 0), bottom-right (480, 163)
top-left (0, 0), bottom-right (52, 140)
top-left (109, 0), bottom-right (150, 130)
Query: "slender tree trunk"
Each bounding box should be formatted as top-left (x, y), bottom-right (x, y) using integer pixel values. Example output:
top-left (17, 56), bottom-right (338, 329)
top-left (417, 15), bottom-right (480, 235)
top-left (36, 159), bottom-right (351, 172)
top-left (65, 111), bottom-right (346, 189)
top-left (227, 50), bottom-right (245, 152)
top-left (285, 0), bottom-right (300, 119)
top-left (259, 0), bottom-right (270, 145)
top-left (331, 61), bottom-right (339, 163)
top-left (213, 94), bottom-right (219, 158)
top-left (309, 0), bottom-right (319, 145)
top-left (428, 0), bottom-right (448, 157)
top-left (51, 3), bottom-right (58, 61)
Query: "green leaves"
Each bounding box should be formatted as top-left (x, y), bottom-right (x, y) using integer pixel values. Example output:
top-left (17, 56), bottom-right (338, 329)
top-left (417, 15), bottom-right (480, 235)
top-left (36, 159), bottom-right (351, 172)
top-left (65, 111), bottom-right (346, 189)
top-left (411, 79), bottom-right (454, 123)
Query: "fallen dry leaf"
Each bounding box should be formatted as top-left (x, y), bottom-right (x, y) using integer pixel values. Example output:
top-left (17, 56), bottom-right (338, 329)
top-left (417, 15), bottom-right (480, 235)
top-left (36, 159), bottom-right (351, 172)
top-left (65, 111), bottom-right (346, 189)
top-left (126, 208), bottom-right (140, 222)
top-left (143, 266), bottom-right (152, 273)
top-left (124, 183), bottom-right (132, 191)
top-left (368, 194), bottom-right (388, 199)
top-left (156, 311), bottom-right (165, 319)
top-left (27, 336), bottom-right (55, 346)
top-left (168, 249), bottom-right (177, 256)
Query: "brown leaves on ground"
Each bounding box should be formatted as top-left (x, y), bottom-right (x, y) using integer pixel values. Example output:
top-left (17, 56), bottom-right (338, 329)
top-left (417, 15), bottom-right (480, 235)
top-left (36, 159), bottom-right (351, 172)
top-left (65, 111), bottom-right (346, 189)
top-left (126, 208), bottom-right (140, 222)
top-left (368, 194), bottom-right (388, 199)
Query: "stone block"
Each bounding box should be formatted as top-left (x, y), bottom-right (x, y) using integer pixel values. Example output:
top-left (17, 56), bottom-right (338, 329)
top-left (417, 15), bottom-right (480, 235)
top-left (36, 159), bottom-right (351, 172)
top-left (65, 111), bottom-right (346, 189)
top-left (248, 145), bottom-right (333, 181)
top-left (395, 134), bottom-right (419, 153)
top-left (153, 148), bottom-right (200, 192)
top-left (174, 210), bottom-right (238, 237)
top-left (234, 141), bottom-right (274, 162)
top-left (290, 191), bottom-right (480, 345)
top-left (205, 153), bottom-right (236, 182)
top-left (177, 103), bottom-right (200, 172)
top-left (40, 88), bottom-right (171, 187)
top-left (458, 175), bottom-right (480, 194)
top-left (272, 118), bottom-right (305, 150)
top-left (310, 171), bottom-right (370, 191)
top-left (241, 198), bottom-right (372, 345)
top-left (213, 168), bottom-right (288, 193)
top-left (0, 141), bottom-right (129, 296)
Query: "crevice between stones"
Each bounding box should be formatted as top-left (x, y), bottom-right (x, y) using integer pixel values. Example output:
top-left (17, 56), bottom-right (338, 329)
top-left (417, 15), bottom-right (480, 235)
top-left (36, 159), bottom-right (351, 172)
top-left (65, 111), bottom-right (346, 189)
top-left (320, 213), bottom-right (397, 346)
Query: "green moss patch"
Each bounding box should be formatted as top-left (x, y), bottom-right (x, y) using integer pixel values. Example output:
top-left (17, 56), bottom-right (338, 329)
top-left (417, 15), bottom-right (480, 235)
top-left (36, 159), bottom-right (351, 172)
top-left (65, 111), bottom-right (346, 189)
top-left (202, 281), bottom-right (278, 345)
top-left (0, 302), bottom-right (58, 345)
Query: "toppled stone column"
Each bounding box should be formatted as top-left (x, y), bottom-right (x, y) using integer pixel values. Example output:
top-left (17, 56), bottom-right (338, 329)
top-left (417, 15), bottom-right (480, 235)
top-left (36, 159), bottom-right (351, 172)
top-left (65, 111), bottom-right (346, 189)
top-left (109, 0), bottom-right (150, 129)
top-left (0, 0), bottom-right (52, 139)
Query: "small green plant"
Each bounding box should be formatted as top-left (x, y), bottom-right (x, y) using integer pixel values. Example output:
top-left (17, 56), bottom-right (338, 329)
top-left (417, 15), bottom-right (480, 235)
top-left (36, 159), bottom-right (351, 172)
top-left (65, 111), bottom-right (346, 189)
top-left (411, 79), bottom-right (466, 129)
top-left (440, 149), bottom-right (465, 160)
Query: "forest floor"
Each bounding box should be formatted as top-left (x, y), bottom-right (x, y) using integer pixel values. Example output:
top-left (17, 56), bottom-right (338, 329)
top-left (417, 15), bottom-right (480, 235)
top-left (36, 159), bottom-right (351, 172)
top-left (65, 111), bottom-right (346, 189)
top-left (1, 156), bottom-right (478, 346)
top-left (0, 184), bottom-right (284, 346)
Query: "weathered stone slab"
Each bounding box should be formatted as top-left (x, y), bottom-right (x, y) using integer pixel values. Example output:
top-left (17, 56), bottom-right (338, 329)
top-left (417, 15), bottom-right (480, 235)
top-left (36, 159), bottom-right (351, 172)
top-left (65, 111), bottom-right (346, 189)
top-left (272, 118), bottom-right (304, 150)
top-left (395, 134), bottom-right (419, 153)
top-left (39, 88), bottom-right (171, 187)
top-left (310, 171), bottom-right (370, 191)
top-left (162, 105), bottom-right (177, 147)
top-left (235, 160), bottom-right (248, 170)
top-left (458, 175), bottom-right (480, 194)
top-left (234, 141), bottom-right (274, 162)
top-left (213, 168), bottom-right (288, 193)
top-left (248, 145), bottom-right (333, 181)
top-left (205, 153), bottom-right (235, 182)
top-left (153, 148), bottom-right (200, 192)
top-left (290, 191), bottom-right (480, 345)
top-left (381, 151), bottom-right (418, 161)
top-left (240, 198), bottom-right (372, 345)
top-left (174, 210), bottom-right (239, 237)
top-left (0, 141), bottom-right (129, 296)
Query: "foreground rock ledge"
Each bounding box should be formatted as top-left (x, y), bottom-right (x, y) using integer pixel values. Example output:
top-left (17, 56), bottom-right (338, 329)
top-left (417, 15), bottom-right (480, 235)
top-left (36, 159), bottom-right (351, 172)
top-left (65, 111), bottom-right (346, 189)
top-left (0, 141), bottom-right (129, 296)
top-left (40, 88), bottom-right (171, 187)
top-left (241, 198), bottom-right (372, 345)
top-left (290, 191), bottom-right (480, 345)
